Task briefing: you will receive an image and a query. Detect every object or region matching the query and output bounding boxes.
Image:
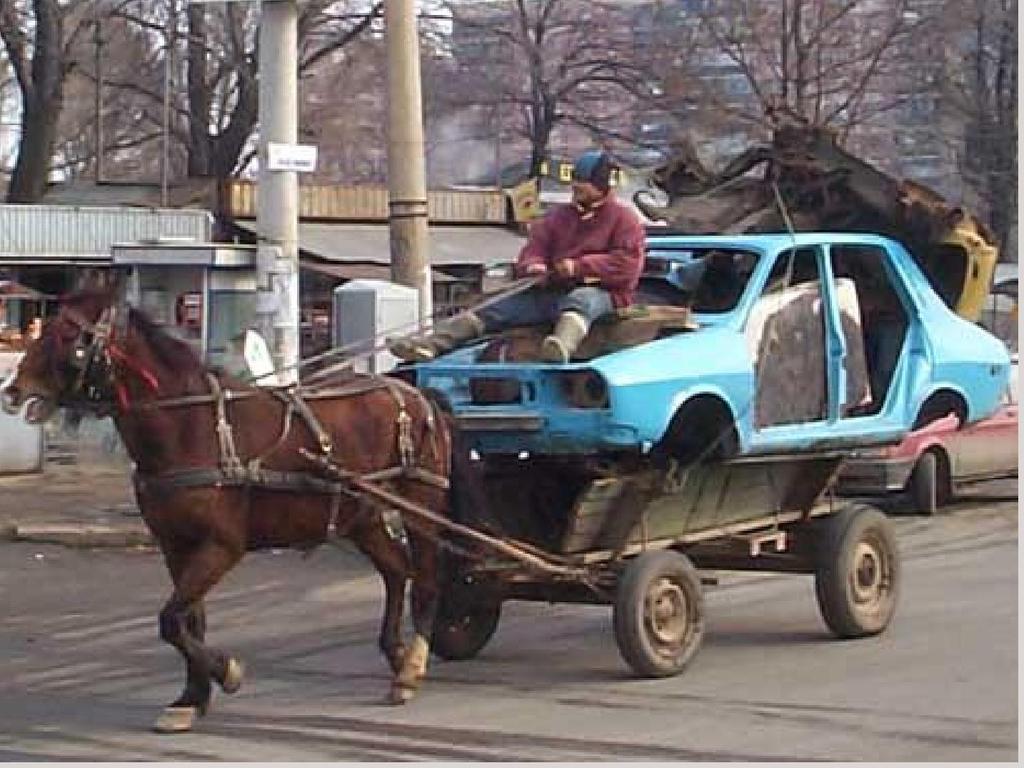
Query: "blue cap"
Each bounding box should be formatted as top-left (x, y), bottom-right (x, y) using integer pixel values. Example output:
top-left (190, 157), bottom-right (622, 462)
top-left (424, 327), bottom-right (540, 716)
top-left (572, 150), bottom-right (613, 191)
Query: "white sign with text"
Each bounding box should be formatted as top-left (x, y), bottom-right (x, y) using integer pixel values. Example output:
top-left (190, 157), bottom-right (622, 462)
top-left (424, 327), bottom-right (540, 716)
top-left (267, 142), bottom-right (318, 173)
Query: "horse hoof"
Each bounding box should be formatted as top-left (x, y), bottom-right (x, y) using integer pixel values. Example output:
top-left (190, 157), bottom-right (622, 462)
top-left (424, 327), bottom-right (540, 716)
top-left (220, 658), bottom-right (245, 695)
top-left (387, 684), bottom-right (416, 705)
top-left (153, 706), bottom-right (197, 733)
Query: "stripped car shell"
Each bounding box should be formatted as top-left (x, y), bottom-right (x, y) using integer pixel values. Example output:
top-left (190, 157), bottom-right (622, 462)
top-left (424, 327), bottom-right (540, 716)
top-left (413, 233), bottom-right (1011, 459)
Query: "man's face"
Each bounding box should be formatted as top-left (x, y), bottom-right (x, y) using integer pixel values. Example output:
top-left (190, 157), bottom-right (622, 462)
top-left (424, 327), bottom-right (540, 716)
top-left (571, 180), bottom-right (605, 207)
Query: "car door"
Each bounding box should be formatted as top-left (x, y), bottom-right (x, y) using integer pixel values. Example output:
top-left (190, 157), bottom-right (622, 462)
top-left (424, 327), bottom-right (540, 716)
top-left (824, 243), bottom-right (916, 445)
top-left (745, 245), bottom-right (836, 450)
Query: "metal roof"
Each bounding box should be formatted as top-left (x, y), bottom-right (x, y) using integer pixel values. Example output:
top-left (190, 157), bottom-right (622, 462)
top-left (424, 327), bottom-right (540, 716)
top-left (0, 204), bottom-right (212, 265)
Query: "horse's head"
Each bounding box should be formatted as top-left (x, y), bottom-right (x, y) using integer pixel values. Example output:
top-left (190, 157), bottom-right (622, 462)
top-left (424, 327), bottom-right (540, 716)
top-left (2, 290), bottom-right (121, 422)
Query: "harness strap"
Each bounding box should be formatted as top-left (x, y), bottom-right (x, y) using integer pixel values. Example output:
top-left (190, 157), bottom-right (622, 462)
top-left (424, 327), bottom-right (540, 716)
top-left (258, 393), bottom-right (296, 465)
top-left (382, 379), bottom-right (416, 469)
top-left (133, 466), bottom-right (355, 496)
top-left (282, 386), bottom-right (334, 456)
top-left (207, 373), bottom-right (244, 474)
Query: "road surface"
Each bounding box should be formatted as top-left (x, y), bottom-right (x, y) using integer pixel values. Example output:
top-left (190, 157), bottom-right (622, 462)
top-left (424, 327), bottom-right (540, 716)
top-left (0, 484), bottom-right (1017, 761)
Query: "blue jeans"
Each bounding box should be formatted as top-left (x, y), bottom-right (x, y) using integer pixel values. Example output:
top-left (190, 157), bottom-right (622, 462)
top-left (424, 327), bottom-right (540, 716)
top-left (477, 286), bottom-right (615, 333)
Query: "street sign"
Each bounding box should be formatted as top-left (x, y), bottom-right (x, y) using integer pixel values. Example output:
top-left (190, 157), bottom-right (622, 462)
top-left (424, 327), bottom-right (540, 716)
top-left (266, 142), bottom-right (318, 173)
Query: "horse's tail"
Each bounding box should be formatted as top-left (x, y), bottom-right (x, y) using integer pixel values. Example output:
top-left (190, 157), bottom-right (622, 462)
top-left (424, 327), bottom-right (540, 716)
top-left (419, 388), bottom-right (486, 530)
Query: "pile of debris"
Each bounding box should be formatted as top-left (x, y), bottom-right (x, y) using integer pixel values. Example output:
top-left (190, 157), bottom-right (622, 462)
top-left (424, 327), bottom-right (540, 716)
top-left (635, 125), bottom-right (997, 321)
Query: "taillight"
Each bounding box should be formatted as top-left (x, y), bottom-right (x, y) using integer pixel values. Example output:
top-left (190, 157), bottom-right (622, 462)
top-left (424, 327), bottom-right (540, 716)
top-left (559, 369), bottom-right (609, 408)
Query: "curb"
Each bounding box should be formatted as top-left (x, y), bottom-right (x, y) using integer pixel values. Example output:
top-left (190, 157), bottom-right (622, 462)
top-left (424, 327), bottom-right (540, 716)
top-left (3, 522), bottom-right (154, 548)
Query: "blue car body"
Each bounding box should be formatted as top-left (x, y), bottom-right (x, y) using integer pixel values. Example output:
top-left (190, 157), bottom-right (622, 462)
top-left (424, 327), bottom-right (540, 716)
top-left (413, 233), bottom-right (1011, 457)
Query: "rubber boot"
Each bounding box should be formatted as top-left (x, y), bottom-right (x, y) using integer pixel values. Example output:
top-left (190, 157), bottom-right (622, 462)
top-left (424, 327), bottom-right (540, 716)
top-left (388, 312), bottom-right (486, 362)
top-left (541, 311), bottom-right (589, 363)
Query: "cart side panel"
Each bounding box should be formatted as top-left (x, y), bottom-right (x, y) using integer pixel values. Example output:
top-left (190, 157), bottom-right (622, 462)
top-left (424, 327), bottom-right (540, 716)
top-left (559, 456), bottom-right (842, 555)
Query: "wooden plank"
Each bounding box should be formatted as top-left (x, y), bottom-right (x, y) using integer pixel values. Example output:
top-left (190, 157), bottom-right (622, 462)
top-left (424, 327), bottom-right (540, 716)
top-left (559, 458), bottom-right (842, 555)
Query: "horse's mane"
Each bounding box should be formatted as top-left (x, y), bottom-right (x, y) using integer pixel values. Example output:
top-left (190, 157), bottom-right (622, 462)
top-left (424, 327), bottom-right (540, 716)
top-left (128, 308), bottom-right (207, 375)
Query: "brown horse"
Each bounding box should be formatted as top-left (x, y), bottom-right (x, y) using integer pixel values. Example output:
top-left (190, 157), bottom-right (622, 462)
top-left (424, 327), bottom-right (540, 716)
top-left (1, 288), bottom-right (455, 731)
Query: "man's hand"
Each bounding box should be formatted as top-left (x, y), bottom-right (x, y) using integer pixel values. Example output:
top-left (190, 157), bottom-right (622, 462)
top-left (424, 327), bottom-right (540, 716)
top-left (552, 259), bottom-right (577, 281)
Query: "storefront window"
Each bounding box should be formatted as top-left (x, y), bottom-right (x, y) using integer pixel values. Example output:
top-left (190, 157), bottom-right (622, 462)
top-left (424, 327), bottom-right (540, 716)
top-left (207, 290), bottom-right (258, 371)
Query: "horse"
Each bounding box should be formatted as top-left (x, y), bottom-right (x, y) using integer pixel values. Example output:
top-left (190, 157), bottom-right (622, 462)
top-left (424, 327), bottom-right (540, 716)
top-left (1, 287), bottom-right (457, 732)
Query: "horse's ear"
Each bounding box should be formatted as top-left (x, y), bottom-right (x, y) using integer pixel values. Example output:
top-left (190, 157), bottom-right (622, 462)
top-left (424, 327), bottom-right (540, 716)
top-left (74, 268), bottom-right (124, 303)
top-left (75, 269), bottom-right (101, 292)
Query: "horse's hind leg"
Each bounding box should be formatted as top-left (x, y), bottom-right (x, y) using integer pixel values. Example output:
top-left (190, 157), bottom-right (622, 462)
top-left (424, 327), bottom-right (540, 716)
top-left (154, 542), bottom-right (244, 733)
top-left (356, 523), bottom-right (411, 676)
top-left (391, 530), bottom-right (441, 704)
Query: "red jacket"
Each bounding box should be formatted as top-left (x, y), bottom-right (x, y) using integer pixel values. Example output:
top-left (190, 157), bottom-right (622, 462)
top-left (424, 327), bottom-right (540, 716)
top-left (515, 197), bottom-right (646, 308)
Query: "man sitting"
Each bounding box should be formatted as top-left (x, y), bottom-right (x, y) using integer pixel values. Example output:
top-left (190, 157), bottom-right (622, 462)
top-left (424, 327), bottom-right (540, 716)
top-left (389, 150), bottom-right (647, 364)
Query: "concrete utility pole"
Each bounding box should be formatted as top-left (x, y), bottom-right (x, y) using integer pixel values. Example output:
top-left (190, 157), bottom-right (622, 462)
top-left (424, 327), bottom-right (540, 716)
top-left (384, 0), bottom-right (432, 324)
top-left (257, 0), bottom-right (300, 384)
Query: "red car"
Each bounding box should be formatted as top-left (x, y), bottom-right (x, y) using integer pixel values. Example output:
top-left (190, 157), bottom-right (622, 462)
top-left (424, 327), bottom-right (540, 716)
top-left (838, 358), bottom-right (1018, 513)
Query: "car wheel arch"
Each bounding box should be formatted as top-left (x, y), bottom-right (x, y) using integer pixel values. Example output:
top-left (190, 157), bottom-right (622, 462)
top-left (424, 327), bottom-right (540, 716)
top-left (913, 388), bottom-right (968, 430)
top-left (656, 393), bottom-right (742, 463)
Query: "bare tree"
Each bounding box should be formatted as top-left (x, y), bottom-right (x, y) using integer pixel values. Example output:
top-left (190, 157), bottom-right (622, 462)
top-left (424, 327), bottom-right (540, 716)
top-left (694, 0), bottom-right (924, 134)
top-left (64, 0), bottom-right (382, 183)
top-left (444, 0), bottom-right (658, 178)
top-left (937, 0), bottom-right (1017, 255)
top-left (0, 0), bottom-right (93, 202)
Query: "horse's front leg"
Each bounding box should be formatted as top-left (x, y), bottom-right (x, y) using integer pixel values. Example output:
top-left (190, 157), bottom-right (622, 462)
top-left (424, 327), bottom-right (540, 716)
top-left (180, 603), bottom-right (245, 703)
top-left (154, 542), bottom-right (244, 733)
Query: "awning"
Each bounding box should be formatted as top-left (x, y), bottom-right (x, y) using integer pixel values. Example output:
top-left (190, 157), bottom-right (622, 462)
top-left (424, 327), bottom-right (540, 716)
top-left (0, 280), bottom-right (53, 300)
top-left (232, 220), bottom-right (525, 267)
top-left (301, 260), bottom-right (458, 283)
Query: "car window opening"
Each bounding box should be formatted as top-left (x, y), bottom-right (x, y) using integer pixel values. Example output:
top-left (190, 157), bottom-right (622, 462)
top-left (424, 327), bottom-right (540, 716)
top-left (832, 245), bottom-right (910, 417)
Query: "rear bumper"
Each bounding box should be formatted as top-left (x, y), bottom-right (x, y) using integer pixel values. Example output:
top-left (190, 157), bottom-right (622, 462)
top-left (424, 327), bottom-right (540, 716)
top-left (837, 456), bottom-right (917, 494)
top-left (456, 411), bottom-right (545, 432)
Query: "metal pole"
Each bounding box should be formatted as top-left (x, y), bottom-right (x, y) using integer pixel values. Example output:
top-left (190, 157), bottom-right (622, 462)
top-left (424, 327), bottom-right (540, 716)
top-left (385, 0), bottom-right (432, 324)
top-left (257, 0), bottom-right (300, 384)
top-left (93, 18), bottom-right (104, 183)
top-left (493, 37), bottom-right (503, 189)
top-left (493, 97), bottom-right (502, 189)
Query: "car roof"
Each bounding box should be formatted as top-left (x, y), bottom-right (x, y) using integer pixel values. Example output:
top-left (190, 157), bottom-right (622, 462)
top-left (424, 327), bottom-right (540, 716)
top-left (645, 232), bottom-right (905, 251)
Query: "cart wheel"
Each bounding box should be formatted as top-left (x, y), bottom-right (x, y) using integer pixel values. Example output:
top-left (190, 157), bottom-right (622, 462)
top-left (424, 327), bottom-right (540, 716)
top-left (613, 550), bottom-right (704, 678)
top-left (814, 504), bottom-right (899, 638)
top-left (431, 587), bottom-right (501, 661)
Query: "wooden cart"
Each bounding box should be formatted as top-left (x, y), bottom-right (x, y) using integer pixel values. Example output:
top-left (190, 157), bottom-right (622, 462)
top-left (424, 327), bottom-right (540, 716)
top-left (426, 451), bottom-right (899, 678)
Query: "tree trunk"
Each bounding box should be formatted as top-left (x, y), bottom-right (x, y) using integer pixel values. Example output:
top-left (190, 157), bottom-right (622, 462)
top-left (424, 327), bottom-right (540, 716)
top-left (209, 68), bottom-right (257, 179)
top-left (5, 0), bottom-right (65, 203)
top-left (186, 4), bottom-right (212, 177)
top-left (528, 111), bottom-right (553, 178)
top-left (7, 95), bottom-right (61, 202)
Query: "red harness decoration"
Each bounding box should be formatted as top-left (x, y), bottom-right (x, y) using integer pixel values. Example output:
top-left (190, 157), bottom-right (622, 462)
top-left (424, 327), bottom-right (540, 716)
top-left (107, 343), bottom-right (161, 410)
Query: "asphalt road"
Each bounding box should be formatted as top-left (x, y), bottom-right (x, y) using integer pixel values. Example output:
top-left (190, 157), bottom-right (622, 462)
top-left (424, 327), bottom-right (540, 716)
top-left (0, 483), bottom-right (1017, 761)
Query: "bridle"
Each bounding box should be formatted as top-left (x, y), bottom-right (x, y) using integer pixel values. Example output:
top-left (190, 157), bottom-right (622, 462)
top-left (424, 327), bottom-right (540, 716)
top-left (57, 302), bottom-right (160, 414)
